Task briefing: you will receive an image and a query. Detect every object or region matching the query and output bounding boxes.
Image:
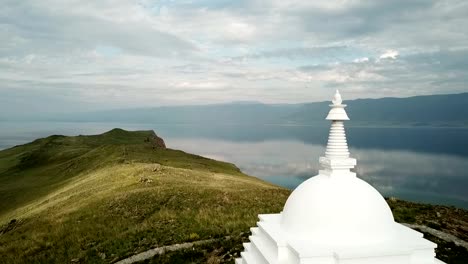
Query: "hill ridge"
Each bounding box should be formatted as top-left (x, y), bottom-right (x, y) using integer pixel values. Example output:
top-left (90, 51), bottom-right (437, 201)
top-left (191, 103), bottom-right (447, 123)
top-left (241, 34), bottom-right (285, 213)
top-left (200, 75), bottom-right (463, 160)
top-left (18, 92), bottom-right (466, 126)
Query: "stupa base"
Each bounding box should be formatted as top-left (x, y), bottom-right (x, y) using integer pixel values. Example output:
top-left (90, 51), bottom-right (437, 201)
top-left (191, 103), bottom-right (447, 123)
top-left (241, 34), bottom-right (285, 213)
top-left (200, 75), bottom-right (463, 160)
top-left (236, 214), bottom-right (445, 264)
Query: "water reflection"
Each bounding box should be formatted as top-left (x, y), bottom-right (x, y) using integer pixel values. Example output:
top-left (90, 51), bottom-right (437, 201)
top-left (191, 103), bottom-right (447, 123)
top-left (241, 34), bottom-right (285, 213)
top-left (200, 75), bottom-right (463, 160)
top-left (167, 138), bottom-right (468, 209)
top-left (156, 124), bottom-right (468, 157)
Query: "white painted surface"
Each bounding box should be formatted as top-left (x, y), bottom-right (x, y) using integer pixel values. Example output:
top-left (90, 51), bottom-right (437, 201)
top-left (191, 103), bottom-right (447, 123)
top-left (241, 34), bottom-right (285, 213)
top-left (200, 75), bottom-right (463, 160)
top-left (236, 90), bottom-right (446, 264)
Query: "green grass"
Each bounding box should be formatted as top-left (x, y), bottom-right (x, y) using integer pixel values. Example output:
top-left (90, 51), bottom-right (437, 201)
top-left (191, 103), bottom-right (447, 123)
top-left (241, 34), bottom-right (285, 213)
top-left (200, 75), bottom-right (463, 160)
top-left (0, 128), bottom-right (244, 218)
top-left (0, 129), bottom-right (289, 263)
top-left (1, 129), bottom-right (466, 263)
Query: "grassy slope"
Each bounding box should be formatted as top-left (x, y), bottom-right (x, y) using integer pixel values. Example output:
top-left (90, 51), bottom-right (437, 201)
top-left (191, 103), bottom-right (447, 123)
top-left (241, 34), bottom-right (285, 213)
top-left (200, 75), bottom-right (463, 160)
top-left (0, 129), bottom-right (466, 263)
top-left (0, 129), bottom-right (289, 263)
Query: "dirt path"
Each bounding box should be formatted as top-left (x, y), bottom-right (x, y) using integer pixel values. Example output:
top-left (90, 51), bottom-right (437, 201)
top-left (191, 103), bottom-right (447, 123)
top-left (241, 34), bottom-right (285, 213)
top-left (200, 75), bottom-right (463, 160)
top-left (403, 223), bottom-right (468, 249)
top-left (114, 237), bottom-right (230, 264)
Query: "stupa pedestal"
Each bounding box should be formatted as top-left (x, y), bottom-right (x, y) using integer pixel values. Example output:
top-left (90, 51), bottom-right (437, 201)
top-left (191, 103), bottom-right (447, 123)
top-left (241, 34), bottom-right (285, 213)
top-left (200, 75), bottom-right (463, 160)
top-left (236, 91), bottom-right (445, 264)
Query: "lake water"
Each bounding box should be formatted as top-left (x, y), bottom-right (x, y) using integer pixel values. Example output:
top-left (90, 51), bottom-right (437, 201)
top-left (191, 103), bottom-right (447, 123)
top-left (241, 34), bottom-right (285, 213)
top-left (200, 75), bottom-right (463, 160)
top-left (1, 121), bottom-right (467, 209)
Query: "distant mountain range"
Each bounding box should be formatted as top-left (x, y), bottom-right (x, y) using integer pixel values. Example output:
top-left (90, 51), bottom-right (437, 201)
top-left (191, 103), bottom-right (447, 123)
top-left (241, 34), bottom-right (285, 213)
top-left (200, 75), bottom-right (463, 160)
top-left (291, 92), bottom-right (468, 126)
top-left (6, 93), bottom-right (468, 127)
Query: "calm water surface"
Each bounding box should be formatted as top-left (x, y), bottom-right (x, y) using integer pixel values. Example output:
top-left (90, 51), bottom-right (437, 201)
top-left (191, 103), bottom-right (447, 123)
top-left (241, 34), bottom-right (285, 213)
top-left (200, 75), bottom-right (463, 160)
top-left (1, 121), bottom-right (467, 208)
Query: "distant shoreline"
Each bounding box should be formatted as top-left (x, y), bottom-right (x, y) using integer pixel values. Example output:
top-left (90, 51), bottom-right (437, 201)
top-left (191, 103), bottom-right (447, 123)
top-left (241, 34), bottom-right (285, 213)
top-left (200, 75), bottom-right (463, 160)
top-left (2, 119), bottom-right (468, 129)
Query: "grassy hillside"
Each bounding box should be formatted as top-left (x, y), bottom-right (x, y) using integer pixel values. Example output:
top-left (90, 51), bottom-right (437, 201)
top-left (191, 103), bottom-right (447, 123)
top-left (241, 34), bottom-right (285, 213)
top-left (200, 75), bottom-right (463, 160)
top-left (0, 129), bottom-right (290, 263)
top-left (0, 129), bottom-right (466, 263)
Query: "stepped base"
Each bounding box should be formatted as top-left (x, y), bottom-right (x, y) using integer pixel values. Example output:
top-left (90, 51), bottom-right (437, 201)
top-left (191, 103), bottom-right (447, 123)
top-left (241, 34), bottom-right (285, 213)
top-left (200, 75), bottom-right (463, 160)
top-left (236, 214), bottom-right (445, 264)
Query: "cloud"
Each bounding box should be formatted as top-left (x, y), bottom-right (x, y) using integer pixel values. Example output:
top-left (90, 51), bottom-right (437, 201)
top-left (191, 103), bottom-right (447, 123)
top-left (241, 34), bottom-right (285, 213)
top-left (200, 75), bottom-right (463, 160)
top-left (298, 48), bottom-right (468, 98)
top-left (353, 57), bottom-right (369, 63)
top-left (0, 0), bottom-right (195, 57)
top-left (235, 46), bottom-right (353, 62)
top-left (1, 0), bottom-right (468, 112)
top-left (379, 50), bottom-right (399, 60)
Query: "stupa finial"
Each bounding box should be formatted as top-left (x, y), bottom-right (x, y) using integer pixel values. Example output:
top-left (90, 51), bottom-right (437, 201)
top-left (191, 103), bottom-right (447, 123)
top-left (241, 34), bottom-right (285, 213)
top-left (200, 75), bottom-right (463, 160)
top-left (332, 90), bottom-right (343, 105)
top-left (326, 90), bottom-right (349, 121)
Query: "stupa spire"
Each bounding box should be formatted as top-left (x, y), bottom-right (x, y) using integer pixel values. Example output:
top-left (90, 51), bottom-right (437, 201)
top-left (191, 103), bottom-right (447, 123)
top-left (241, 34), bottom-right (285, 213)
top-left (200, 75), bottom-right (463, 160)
top-left (319, 90), bottom-right (356, 176)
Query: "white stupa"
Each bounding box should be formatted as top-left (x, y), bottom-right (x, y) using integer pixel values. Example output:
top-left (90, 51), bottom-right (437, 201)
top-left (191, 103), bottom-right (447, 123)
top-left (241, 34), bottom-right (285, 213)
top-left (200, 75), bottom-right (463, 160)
top-left (236, 91), bottom-right (445, 264)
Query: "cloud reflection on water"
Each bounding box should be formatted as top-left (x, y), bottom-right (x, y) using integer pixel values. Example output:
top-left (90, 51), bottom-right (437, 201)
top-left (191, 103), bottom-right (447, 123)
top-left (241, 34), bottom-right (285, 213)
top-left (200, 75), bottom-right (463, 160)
top-left (167, 137), bottom-right (468, 208)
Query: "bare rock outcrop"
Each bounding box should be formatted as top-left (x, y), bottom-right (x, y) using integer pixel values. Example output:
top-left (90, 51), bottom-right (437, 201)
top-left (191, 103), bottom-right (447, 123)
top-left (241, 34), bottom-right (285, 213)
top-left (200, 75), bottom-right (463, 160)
top-left (144, 131), bottom-right (166, 149)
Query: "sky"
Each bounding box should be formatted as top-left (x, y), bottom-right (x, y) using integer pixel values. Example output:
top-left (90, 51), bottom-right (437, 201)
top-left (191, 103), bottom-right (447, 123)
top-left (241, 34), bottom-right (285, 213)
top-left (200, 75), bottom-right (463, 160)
top-left (1, 0), bottom-right (468, 113)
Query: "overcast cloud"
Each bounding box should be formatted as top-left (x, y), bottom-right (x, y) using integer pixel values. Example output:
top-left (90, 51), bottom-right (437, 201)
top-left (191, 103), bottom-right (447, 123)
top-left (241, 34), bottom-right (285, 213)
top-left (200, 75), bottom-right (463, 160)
top-left (1, 0), bottom-right (468, 113)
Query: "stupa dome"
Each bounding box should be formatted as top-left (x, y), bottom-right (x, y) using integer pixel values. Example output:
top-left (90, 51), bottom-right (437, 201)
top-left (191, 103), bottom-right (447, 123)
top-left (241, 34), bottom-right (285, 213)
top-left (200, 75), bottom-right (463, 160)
top-left (280, 174), bottom-right (395, 245)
